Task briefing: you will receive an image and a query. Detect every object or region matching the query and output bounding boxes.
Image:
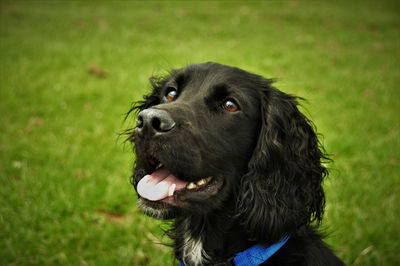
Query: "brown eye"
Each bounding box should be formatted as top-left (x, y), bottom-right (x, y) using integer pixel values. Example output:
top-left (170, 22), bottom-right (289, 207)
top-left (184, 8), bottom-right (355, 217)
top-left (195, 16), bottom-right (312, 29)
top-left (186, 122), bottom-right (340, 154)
top-left (223, 100), bottom-right (238, 112)
top-left (166, 88), bottom-right (178, 101)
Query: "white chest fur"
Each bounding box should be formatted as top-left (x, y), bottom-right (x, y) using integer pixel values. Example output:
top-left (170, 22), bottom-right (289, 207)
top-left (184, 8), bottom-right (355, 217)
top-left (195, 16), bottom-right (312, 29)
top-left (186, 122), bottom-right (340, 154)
top-left (182, 220), bottom-right (210, 266)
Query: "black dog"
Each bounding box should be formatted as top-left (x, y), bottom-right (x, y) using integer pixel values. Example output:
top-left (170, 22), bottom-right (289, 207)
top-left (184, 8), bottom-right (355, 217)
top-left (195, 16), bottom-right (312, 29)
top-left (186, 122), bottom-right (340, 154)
top-left (127, 62), bottom-right (344, 265)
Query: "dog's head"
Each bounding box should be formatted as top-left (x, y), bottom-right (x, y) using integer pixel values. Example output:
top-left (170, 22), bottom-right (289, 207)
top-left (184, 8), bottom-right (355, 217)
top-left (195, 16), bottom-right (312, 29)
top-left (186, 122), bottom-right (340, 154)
top-left (127, 62), bottom-right (328, 243)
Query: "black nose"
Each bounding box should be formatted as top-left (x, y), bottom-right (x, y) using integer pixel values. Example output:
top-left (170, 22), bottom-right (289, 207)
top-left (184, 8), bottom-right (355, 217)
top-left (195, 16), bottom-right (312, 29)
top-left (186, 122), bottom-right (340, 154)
top-left (136, 109), bottom-right (176, 137)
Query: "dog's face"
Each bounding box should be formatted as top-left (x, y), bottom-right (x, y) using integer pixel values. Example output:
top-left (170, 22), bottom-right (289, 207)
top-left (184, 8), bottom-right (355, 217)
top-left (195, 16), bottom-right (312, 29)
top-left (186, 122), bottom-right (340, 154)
top-left (129, 62), bottom-right (327, 244)
top-left (132, 63), bottom-right (263, 219)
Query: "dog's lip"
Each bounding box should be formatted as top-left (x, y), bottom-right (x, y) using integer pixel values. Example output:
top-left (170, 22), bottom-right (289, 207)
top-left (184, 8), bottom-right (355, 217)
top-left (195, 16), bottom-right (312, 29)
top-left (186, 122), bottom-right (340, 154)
top-left (138, 156), bottom-right (224, 206)
top-left (138, 169), bottom-right (223, 203)
top-left (156, 176), bottom-right (224, 207)
top-left (146, 156), bottom-right (163, 171)
top-left (145, 155), bottom-right (204, 183)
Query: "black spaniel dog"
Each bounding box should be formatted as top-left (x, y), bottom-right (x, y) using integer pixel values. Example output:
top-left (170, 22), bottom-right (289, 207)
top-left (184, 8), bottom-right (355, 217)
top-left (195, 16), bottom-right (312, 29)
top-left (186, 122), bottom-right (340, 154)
top-left (127, 62), bottom-right (344, 265)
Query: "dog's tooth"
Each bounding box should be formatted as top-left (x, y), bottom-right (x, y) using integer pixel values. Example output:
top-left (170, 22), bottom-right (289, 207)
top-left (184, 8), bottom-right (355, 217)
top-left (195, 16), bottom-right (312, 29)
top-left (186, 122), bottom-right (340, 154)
top-left (205, 177), bottom-right (213, 182)
top-left (156, 163), bottom-right (163, 169)
top-left (168, 184), bottom-right (176, 197)
top-left (197, 178), bottom-right (207, 186)
top-left (187, 182), bottom-right (197, 190)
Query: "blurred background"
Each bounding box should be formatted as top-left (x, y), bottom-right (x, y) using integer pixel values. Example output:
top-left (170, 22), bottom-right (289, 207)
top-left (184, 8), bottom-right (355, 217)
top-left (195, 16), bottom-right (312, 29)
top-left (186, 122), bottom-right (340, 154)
top-left (0, 1), bottom-right (399, 265)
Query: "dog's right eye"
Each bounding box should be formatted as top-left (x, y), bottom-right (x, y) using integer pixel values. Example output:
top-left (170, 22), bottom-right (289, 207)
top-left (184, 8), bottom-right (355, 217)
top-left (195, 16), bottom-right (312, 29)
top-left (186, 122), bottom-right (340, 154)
top-left (165, 88), bottom-right (178, 101)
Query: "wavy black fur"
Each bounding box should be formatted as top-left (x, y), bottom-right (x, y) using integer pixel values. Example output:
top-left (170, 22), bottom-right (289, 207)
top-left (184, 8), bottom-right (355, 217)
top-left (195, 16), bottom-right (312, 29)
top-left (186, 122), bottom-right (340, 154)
top-left (127, 62), bottom-right (344, 265)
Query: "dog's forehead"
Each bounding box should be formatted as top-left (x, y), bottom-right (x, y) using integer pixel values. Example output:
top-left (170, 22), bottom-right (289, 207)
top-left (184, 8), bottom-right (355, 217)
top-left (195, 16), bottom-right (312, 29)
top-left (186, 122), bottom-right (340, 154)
top-left (169, 64), bottom-right (259, 97)
top-left (177, 63), bottom-right (246, 84)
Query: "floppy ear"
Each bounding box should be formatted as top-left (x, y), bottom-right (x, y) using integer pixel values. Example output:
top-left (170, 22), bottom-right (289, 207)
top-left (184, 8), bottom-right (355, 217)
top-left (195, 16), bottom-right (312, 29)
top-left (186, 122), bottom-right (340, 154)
top-left (236, 86), bottom-right (328, 244)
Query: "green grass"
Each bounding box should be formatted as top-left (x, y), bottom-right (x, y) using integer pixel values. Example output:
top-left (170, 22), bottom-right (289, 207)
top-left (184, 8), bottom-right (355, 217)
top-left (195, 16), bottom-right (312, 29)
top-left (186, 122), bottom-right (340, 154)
top-left (0, 1), bottom-right (399, 265)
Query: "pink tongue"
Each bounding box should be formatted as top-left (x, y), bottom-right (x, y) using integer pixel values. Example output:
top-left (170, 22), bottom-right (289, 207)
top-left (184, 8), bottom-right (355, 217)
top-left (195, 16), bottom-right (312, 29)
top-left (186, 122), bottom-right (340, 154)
top-left (137, 167), bottom-right (188, 201)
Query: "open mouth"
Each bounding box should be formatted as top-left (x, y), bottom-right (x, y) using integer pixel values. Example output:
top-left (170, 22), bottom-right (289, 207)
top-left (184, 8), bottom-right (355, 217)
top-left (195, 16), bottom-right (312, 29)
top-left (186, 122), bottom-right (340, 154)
top-left (137, 156), bottom-right (223, 206)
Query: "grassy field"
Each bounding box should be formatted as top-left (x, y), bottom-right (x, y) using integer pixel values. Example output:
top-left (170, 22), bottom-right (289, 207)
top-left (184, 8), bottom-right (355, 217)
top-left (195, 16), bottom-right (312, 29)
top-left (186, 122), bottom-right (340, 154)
top-left (1, 1), bottom-right (399, 265)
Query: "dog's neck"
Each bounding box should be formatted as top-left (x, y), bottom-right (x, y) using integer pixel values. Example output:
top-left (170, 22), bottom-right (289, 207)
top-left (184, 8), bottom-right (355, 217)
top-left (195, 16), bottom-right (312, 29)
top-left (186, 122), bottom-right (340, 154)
top-left (174, 213), bottom-right (253, 265)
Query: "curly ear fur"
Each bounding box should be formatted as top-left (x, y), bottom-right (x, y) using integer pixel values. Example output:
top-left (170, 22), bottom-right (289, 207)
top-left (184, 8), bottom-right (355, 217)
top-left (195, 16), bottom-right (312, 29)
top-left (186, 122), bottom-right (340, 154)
top-left (237, 86), bottom-right (328, 244)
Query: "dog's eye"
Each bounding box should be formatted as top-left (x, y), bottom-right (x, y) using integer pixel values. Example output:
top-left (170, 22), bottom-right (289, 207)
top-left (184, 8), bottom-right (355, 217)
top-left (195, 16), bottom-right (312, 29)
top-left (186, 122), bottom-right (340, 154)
top-left (223, 100), bottom-right (239, 112)
top-left (166, 88), bottom-right (178, 101)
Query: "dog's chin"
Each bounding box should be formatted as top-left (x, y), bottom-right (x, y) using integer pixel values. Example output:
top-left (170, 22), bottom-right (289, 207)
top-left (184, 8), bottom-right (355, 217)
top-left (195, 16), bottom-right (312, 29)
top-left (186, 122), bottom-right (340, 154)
top-left (138, 198), bottom-right (180, 220)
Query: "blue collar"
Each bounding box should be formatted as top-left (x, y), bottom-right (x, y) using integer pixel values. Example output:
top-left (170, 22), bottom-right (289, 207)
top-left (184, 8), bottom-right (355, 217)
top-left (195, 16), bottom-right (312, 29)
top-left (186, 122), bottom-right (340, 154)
top-left (233, 235), bottom-right (290, 265)
top-left (179, 235), bottom-right (290, 266)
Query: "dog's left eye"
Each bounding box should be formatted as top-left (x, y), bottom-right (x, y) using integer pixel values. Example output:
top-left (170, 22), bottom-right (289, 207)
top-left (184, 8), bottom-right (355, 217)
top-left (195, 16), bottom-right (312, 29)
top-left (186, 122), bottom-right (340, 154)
top-left (166, 88), bottom-right (178, 101)
top-left (223, 100), bottom-right (239, 112)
